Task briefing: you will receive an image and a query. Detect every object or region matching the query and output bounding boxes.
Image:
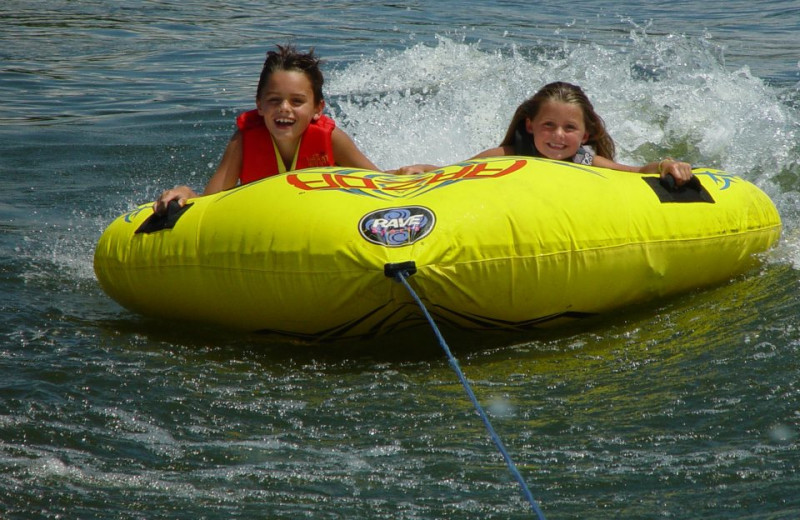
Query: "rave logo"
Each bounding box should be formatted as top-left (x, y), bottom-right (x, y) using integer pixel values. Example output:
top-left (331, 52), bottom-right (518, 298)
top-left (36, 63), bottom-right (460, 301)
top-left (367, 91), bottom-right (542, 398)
top-left (358, 206), bottom-right (435, 247)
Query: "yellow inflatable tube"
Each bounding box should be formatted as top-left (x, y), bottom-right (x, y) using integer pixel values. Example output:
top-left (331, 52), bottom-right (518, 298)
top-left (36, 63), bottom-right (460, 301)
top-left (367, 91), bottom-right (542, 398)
top-left (94, 157), bottom-right (781, 339)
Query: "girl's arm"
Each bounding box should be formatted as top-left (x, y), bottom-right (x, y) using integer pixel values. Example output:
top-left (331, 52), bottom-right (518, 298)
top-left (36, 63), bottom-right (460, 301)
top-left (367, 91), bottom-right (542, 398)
top-left (593, 155), bottom-right (693, 185)
top-left (390, 145), bottom-right (516, 175)
top-left (153, 131), bottom-right (243, 214)
top-left (471, 145), bottom-right (514, 160)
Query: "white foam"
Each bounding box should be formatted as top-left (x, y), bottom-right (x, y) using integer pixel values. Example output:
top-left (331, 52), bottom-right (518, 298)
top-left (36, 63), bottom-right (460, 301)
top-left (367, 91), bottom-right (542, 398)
top-left (328, 33), bottom-right (800, 264)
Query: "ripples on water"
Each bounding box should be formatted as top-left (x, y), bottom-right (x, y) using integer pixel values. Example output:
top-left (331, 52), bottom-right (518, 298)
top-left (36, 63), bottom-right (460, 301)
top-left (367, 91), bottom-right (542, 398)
top-left (1, 1), bottom-right (800, 518)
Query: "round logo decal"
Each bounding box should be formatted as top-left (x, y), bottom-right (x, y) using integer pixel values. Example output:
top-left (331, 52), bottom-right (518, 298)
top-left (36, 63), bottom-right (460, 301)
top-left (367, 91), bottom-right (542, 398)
top-left (358, 206), bottom-right (436, 247)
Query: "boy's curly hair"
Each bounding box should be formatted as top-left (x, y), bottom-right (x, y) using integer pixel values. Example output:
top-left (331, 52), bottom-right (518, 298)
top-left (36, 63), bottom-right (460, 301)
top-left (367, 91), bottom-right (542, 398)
top-left (256, 45), bottom-right (325, 104)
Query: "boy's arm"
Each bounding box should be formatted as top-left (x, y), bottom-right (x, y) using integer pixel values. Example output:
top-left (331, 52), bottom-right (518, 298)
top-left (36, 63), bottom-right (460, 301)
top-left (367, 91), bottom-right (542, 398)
top-left (152, 131), bottom-right (243, 215)
top-left (331, 127), bottom-right (380, 170)
top-left (202, 130), bottom-right (244, 195)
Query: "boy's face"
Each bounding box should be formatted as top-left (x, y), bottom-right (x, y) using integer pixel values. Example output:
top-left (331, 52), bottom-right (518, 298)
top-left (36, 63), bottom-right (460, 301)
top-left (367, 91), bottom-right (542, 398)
top-left (525, 100), bottom-right (589, 161)
top-left (256, 69), bottom-right (324, 145)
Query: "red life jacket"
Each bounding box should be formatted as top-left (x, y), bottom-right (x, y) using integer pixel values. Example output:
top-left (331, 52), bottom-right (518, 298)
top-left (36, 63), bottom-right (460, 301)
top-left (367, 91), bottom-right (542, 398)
top-left (236, 109), bottom-right (336, 184)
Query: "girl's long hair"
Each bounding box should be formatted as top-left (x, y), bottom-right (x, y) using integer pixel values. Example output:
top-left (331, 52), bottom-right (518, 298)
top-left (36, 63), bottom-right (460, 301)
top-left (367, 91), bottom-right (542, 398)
top-left (499, 81), bottom-right (616, 160)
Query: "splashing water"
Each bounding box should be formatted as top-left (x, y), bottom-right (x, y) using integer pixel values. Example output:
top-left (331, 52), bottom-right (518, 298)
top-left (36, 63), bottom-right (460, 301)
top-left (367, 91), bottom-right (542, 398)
top-left (28, 30), bottom-right (800, 283)
top-left (326, 32), bottom-right (800, 264)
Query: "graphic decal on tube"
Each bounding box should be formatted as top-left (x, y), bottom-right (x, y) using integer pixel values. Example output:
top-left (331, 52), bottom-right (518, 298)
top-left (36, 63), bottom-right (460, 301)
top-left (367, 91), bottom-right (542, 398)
top-left (358, 206), bottom-right (435, 247)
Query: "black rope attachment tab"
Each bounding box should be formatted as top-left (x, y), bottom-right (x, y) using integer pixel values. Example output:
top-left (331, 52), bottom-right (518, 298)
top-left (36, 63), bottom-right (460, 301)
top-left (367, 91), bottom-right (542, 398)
top-left (384, 261), bottom-right (417, 279)
top-left (136, 200), bottom-right (194, 234)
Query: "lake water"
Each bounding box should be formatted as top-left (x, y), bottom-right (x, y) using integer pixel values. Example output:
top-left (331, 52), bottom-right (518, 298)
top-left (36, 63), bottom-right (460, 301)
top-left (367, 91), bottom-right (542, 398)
top-left (2, 1), bottom-right (800, 518)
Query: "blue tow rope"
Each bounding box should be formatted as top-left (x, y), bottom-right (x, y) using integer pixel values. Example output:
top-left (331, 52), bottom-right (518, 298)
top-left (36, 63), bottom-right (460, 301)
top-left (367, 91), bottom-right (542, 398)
top-left (393, 269), bottom-right (547, 519)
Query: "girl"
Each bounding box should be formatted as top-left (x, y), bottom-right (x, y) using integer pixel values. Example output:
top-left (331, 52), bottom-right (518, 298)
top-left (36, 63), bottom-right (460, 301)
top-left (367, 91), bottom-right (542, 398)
top-left (154, 45), bottom-right (380, 214)
top-left (401, 81), bottom-right (693, 184)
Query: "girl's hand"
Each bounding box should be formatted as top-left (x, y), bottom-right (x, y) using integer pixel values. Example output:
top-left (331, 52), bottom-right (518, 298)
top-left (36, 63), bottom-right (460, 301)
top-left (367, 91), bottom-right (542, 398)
top-left (659, 159), bottom-right (693, 185)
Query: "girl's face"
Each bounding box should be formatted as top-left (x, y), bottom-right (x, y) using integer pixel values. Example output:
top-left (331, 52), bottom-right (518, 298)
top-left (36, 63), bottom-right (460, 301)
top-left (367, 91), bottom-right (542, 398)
top-left (256, 70), bottom-right (324, 145)
top-left (525, 100), bottom-right (589, 161)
